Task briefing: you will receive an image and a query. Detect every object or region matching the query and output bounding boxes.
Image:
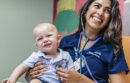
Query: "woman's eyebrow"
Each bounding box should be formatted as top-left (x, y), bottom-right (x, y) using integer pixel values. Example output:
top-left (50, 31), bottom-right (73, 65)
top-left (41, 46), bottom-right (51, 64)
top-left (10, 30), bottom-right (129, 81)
top-left (93, 2), bottom-right (111, 9)
top-left (93, 2), bottom-right (101, 6)
top-left (105, 7), bottom-right (111, 10)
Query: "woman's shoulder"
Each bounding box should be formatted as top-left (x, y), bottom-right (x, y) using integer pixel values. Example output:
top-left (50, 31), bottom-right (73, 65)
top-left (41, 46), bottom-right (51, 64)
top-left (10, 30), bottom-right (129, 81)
top-left (98, 39), bottom-right (125, 63)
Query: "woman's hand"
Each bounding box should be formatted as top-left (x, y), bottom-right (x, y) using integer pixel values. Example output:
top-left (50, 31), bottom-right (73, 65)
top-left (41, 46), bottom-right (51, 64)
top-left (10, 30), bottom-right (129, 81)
top-left (56, 67), bottom-right (83, 83)
top-left (56, 67), bottom-right (96, 83)
top-left (25, 61), bottom-right (48, 81)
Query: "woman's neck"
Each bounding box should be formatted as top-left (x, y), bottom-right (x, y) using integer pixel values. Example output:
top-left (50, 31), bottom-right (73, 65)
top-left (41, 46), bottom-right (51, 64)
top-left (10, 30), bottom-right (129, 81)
top-left (84, 26), bottom-right (99, 39)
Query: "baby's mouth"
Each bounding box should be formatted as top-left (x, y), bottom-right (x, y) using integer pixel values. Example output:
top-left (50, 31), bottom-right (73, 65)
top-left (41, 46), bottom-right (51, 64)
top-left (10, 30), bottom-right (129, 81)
top-left (43, 43), bottom-right (51, 47)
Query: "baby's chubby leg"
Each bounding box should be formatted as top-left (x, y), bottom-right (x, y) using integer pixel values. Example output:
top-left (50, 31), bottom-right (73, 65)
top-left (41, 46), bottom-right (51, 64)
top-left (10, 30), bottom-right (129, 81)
top-left (29, 79), bottom-right (42, 83)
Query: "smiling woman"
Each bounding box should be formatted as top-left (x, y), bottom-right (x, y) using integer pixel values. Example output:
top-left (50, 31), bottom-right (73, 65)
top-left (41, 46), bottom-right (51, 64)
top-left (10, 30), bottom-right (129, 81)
top-left (24, 0), bottom-right (129, 83)
top-left (56, 0), bottom-right (129, 82)
top-left (84, 0), bottom-right (111, 33)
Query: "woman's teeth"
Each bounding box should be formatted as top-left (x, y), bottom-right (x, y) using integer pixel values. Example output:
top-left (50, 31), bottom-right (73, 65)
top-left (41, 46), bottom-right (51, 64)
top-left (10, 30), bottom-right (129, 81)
top-left (92, 17), bottom-right (102, 23)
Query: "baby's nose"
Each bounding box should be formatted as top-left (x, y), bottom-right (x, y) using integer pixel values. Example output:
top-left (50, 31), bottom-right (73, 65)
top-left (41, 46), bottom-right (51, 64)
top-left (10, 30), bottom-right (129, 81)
top-left (43, 37), bottom-right (49, 43)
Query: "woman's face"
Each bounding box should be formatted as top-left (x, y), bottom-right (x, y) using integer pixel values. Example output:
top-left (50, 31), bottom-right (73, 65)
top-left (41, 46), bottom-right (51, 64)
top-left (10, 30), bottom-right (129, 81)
top-left (85, 0), bottom-right (111, 32)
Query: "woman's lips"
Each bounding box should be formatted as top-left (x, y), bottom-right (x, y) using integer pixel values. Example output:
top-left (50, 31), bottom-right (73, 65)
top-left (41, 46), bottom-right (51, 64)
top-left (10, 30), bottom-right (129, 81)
top-left (92, 16), bottom-right (103, 23)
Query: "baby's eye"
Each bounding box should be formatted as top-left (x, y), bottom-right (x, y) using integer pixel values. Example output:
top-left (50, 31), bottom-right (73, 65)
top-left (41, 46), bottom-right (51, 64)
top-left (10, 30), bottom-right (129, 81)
top-left (37, 38), bottom-right (42, 41)
top-left (47, 34), bottom-right (52, 37)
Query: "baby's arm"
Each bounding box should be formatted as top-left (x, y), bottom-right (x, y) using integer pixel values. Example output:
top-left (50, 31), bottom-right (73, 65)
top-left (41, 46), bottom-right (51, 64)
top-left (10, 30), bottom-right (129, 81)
top-left (7, 63), bottom-right (30, 83)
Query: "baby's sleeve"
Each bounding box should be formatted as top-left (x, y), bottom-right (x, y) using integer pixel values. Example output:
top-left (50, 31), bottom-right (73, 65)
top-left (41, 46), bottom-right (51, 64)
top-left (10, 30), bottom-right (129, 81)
top-left (66, 52), bottom-right (74, 69)
top-left (23, 52), bottom-right (38, 68)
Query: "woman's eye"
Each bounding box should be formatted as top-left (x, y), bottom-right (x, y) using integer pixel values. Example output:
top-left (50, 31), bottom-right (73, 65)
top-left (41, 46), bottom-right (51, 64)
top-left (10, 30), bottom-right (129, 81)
top-left (105, 9), bottom-right (111, 14)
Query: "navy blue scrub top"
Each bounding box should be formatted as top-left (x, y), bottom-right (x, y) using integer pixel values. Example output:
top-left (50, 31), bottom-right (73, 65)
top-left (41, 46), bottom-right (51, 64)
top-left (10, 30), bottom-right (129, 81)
top-left (59, 32), bottom-right (129, 83)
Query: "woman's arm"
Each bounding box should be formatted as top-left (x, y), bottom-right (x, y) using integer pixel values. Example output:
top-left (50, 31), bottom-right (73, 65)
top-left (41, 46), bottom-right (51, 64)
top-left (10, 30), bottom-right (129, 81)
top-left (56, 67), bottom-right (96, 83)
top-left (109, 72), bottom-right (127, 83)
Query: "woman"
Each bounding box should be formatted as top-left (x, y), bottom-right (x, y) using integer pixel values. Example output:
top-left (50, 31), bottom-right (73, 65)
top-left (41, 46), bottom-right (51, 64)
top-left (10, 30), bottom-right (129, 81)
top-left (55, 0), bottom-right (129, 83)
top-left (28, 0), bottom-right (129, 83)
top-left (2, 0), bottom-right (129, 83)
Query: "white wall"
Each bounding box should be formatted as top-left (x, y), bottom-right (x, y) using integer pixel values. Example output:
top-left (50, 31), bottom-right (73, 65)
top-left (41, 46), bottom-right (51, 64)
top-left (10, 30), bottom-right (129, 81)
top-left (127, 0), bottom-right (130, 2)
top-left (123, 0), bottom-right (130, 35)
top-left (0, 0), bottom-right (53, 82)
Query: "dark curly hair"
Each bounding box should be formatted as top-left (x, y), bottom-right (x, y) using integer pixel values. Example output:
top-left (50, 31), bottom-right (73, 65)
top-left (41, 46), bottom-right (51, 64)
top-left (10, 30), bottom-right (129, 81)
top-left (78, 0), bottom-right (122, 57)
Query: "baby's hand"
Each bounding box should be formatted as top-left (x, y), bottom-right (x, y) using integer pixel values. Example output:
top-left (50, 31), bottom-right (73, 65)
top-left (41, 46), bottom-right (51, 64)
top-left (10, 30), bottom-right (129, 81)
top-left (7, 78), bottom-right (16, 83)
top-left (2, 77), bottom-right (16, 83)
top-left (1, 78), bottom-right (8, 83)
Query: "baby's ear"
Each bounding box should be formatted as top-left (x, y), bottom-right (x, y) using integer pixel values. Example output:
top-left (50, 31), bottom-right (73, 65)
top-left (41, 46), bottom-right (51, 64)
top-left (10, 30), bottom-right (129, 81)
top-left (58, 32), bottom-right (62, 42)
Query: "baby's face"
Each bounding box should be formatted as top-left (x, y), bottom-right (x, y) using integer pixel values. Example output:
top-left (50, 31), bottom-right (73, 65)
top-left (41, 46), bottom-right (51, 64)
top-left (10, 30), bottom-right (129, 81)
top-left (34, 24), bottom-right (59, 54)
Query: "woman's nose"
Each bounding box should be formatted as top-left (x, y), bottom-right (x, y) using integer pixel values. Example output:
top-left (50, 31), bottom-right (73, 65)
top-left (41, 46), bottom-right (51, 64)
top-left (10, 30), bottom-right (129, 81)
top-left (97, 9), bottom-right (103, 16)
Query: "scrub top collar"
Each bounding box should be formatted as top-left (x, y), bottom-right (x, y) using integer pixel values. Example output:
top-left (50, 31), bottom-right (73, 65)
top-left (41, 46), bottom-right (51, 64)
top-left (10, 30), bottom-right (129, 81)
top-left (76, 32), bottom-right (102, 52)
top-left (60, 31), bottom-right (102, 52)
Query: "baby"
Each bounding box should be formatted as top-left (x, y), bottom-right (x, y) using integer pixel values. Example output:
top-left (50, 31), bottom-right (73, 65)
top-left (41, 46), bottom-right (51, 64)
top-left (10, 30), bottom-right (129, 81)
top-left (2, 23), bottom-right (74, 83)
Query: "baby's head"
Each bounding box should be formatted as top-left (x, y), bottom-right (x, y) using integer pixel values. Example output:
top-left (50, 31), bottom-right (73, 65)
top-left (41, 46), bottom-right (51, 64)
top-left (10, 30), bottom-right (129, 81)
top-left (33, 23), bottom-right (60, 54)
